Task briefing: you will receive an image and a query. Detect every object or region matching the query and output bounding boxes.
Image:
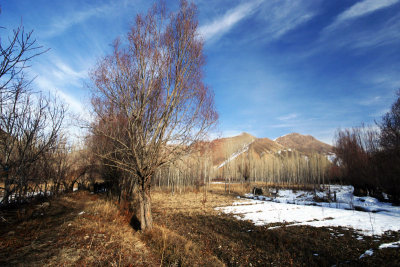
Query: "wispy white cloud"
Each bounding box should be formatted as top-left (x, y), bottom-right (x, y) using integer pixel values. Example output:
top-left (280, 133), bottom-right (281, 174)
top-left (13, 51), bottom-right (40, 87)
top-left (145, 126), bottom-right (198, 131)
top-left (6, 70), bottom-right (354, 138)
top-left (51, 59), bottom-right (87, 84)
top-left (369, 71), bottom-right (400, 89)
top-left (258, 0), bottom-right (317, 39)
top-left (198, 0), bottom-right (263, 42)
top-left (30, 56), bottom-right (90, 118)
top-left (42, 6), bottom-right (108, 37)
top-left (359, 96), bottom-right (381, 106)
top-left (304, 7), bottom-right (400, 58)
top-left (325, 0), bottom-right (399, 32)
top-left (348, 13), bottom-right (400, 49)
top-left (270, 123), bottom-right (296, 128)
top-left (34, 75), bottom-right (87, 116)
top-left (41, 0), bottom-right (136, 38)
top-left (34, 75), bottom-right (91, 143)
top-left (278, 113), bottom-right (298, 121)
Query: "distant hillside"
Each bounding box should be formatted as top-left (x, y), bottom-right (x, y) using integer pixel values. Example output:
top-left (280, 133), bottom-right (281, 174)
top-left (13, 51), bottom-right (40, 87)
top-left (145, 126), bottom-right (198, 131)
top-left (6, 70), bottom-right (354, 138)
top-left (249, 138), bottom-right (284, 157)
top-left (209, 132), bottom-right (333, 168)
top-left (210, 132), bottom-right (256, 166)
top-left (274, 133), bottom-right (333, 154)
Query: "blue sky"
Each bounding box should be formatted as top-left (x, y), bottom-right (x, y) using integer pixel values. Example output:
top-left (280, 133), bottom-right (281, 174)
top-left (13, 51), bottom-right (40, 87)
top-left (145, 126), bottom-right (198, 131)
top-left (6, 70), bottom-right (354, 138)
top-left (2, 0), bottom-right (400, 144)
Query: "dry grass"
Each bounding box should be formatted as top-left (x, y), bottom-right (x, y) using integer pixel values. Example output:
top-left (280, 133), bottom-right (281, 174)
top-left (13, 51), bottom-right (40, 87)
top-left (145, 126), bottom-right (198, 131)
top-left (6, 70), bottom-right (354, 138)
top-left (152, 186), bottom-right (238, 214)
top-left (0, 191), bottom-right (157, 266)
top-left (142, 225), bottom-right (223, 266)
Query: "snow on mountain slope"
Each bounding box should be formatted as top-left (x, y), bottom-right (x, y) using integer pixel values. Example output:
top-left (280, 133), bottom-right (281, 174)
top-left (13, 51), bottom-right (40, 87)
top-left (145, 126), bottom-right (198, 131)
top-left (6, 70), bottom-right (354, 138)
top-left (217, 141), bottom-right (254, 169)
top-left (211, 132), bottom-right (333, 168)
top-left (275, 132), bottom-right (333, 154)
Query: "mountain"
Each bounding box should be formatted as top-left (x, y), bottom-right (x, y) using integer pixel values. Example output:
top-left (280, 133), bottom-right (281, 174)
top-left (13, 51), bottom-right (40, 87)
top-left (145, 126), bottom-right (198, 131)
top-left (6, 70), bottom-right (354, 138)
top-left (209, 132), bottom-right (333, 168)
top-left (274, 133), bottom-right (333, 154)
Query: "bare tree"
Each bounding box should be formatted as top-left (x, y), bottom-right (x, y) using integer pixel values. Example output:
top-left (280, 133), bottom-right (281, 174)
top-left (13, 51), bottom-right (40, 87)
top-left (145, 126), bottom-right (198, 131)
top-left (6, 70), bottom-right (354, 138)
top-left (90, 0), bottom-right (217, 231)
top-left (377, 90), bottom-right (400, 203)
top-left (334, 126), bottom-right (380, 196)
top-left (0, 19), bottom-right (65, 205)
top-left (379, 89), bottom-right (400, 152)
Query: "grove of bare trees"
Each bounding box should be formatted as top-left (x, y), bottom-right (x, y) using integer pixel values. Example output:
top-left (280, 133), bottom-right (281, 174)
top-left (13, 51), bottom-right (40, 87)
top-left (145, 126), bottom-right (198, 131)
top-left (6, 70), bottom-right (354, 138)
top-left (334, 90), bottom-right (400, 203)
top-left (0, 20), bottom-right (72, 205)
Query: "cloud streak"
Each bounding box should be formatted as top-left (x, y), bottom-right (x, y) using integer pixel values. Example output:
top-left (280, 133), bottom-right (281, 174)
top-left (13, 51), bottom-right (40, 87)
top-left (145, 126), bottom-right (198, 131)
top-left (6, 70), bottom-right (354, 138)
top-left (34, 76), bottom-right (87, 116)
top-left (198, 0), bottom-right (262, 42)
top-left (325, 0), bottom-right (399, 31)
top-left (30, 56), bottom-right (90, 118)
top-left (278, 113), bottom-right (298, 121)
top-left (258, 0), bottom-right (317, 39)
top-left (41, 0), bottom-right (136, 38)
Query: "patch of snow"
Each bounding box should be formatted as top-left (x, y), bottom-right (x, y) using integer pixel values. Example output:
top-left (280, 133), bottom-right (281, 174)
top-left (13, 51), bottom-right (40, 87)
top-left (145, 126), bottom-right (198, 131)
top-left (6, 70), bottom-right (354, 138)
top-left (326, 153), bottom-right (336, 163)
top-left (382, 192), bottom-right (389, 200)
top-left (379, 240), bottom-right (400, 249)
top-left (245, 185), bottom-right (400, 215)
top-left (218, 200), bottom-right (400, 236)
top-left (217, 185), bottom-right (400, 236)
top-left (273, 133), bottom-right (290, 141)
top-left (359, 249), bottom-right (373, 258)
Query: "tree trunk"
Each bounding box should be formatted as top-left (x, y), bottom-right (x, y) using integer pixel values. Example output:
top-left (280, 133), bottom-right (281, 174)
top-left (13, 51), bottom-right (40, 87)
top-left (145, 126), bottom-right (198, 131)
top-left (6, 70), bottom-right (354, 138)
top-left (139, 182), bottom-right (153, 231)
top-left (3, 177), bottom-right (11, 205)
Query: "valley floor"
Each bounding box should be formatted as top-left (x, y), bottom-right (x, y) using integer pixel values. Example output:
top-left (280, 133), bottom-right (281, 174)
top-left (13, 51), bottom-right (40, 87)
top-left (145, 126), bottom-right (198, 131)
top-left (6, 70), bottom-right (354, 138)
top-left (1, 185), bottom-right (400, 266)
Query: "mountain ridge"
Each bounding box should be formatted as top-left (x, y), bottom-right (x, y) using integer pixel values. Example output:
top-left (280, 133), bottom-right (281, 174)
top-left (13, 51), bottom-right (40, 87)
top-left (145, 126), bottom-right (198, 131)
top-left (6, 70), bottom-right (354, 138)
top-left (209, 132), bottom-right (333, 167)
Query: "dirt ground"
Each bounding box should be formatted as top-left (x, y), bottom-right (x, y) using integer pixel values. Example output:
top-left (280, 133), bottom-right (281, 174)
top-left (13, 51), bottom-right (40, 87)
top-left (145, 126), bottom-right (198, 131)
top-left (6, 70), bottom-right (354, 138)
top-left (1, 187), bottom-right (399, 266)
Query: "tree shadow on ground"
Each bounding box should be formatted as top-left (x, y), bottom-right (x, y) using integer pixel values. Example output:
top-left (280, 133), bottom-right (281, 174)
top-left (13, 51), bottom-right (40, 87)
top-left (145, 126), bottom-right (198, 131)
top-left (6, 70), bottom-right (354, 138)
top-left (130, 214), bottom-right (141, 231)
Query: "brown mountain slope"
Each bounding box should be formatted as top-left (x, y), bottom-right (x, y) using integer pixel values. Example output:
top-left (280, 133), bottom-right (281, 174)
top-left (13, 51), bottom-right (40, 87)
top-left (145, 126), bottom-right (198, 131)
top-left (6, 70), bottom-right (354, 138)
top-left (274, 133), bottom-right (333, 154)
top-left (249, 138), bottom-right (284, 157)
top-left (210, 132), bottom-right (256, 166)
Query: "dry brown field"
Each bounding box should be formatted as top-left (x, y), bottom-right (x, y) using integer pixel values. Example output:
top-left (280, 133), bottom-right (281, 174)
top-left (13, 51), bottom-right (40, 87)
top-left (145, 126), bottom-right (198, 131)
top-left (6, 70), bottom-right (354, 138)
top-left (0, 185), bottom-right (399, 266)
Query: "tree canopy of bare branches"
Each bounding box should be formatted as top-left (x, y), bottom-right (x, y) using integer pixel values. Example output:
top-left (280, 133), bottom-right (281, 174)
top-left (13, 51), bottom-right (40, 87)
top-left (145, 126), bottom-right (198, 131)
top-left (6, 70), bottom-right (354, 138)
top-left (90, 0), bottom-right (217, 230)
top-left (334, 91), bottom-right (400, 202)
top-left (380, 89), bottom-right (400, 152)
top-left (0, 19), bottom-right (65, 205)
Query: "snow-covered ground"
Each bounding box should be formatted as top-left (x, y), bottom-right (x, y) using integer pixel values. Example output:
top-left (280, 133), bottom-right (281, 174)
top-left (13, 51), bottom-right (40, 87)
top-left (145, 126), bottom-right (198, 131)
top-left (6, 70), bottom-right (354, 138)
top-left (216, 185), bottom-right (400, 236)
